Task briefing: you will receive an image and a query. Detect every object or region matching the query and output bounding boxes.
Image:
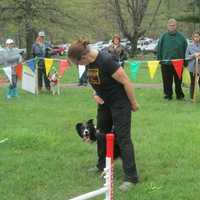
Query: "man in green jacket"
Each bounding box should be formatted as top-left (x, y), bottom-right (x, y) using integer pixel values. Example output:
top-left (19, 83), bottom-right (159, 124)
top-left (157, 18), bottom-right (187, 100)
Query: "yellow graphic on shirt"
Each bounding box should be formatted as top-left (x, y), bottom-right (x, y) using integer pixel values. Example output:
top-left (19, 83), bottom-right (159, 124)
top-left (87, 68), bottom-right (100, 85)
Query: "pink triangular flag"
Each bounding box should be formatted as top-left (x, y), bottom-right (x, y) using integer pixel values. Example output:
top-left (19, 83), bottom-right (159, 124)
top-left (59, 59), bottom-right (70, 76)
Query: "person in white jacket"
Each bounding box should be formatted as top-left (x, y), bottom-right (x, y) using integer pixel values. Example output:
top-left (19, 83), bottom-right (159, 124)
top-left (3, 39), bottom-right (22, 99)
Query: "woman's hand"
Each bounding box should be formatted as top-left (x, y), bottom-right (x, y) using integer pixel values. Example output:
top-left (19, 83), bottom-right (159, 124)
top-left (194, 53), bottom-right (200, 58)
top-left (93, 95), bottom-right (104, 105)
top-left (131, 102), bottom-right (139, 112)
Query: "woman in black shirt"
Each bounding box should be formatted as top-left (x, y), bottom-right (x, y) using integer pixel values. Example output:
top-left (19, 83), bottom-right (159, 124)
top-left (68, 39), bottom-right (139, 191)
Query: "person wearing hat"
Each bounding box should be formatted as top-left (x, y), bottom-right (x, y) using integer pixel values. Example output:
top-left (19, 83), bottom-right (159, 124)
top-left (32, 31), bottom-right (52, 92)
top-left (107, 34), bottom-right (128, 67)
top-left (38, 31), bottom-right (45, 37)
top-left (3, 39), bottom-right (22, 99)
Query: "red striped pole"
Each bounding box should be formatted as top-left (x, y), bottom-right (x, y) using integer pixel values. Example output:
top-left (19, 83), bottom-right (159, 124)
top-left (69, 133), bottom-right (115, 200)
top-left (105, 133), bottom-right (114, 200)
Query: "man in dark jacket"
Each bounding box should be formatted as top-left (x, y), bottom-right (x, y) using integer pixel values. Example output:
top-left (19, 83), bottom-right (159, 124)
top-left (32, 31), bottom-right (52, 92)
top-left (157, 19), bottom-right (187, 100)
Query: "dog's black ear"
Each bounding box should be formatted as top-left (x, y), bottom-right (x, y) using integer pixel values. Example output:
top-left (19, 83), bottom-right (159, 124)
top-left (89, 123), bottom-right (97, 142)
top-left (75, 123), bottom-right (83, 138)
top-left (87, 119), bottom-right (94, 124)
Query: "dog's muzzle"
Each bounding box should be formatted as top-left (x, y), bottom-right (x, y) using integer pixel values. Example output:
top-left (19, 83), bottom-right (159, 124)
top-left (83, 129), bottom-right (89, 138)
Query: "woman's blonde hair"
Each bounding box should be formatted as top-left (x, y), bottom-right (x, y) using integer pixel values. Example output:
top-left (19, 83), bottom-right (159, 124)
top-left (192, 32), bottom-right (200, 37)
top-left (68, 38), bottom-right (90, 61)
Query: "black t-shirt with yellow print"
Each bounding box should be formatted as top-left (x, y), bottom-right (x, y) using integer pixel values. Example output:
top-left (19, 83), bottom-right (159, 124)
top-left (86, 51), bottom-right (129, 105)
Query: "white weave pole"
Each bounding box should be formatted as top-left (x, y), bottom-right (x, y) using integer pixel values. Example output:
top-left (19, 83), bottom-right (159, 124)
top-left (69, 133), bottom-right (115, 200)
top-left (0, 138), bottom-right (8, 144)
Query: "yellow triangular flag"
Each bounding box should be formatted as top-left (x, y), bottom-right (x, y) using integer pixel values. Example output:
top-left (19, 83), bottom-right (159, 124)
top-left (44, 58), bottom-right (54, 75)
top-left (147, 61), bottom-right (159, 79)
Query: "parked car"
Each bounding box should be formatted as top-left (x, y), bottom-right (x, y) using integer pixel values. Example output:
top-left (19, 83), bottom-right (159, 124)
top-left (120, 38), bottom-right (132, 53)
top-left (137, 38), bottom-right (152, 50)
top-left (89, 41), bottom-right (110, 51)
top-left (51, 45), bottom-right (66, 56)
top-left (137, 37), bottom-right (158, 52)
top-left (143, 40), bottom-right (158, 52)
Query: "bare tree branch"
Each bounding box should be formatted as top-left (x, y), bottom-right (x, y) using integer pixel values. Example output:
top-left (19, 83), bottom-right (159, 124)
top-left (147, 0), bottom-right (162, 33)
top-left (104, 0), bottom-right (160, 55)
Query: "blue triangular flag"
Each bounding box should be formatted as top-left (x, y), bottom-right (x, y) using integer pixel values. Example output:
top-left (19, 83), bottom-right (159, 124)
top-left (26, 59), bottom-right (36, 72)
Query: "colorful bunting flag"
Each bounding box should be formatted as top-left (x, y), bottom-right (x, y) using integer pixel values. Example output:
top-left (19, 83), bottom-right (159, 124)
top-left (23, 64), bottom-right (33, 74)
top-left (15, 63), bottom-right (23, 80)
top-left (59, 59), bottom-right (70, 76)
top-left (182, 67), bottom-right (191, 87)
top-left (7, 56), bottom-right (189, 84)
top-left (26, 59), bottom-right (36, 72)
top-left (129, 61), bottom-right (141, 80)
top-left (171, 59), bottom-right (184, 79)
top-left (44, 58), bottom-right (54, 75)
top-left (147, 61), bottom-right (160, 79)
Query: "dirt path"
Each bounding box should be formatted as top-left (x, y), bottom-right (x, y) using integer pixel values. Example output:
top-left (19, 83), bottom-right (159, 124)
top-left (61, 83), bottom-right (162, 89)
top-left (0, 82), bottom-right (162, 89)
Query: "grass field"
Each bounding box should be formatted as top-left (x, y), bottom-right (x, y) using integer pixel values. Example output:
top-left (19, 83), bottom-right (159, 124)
top-left (0, 62), bottom-right (200, 200)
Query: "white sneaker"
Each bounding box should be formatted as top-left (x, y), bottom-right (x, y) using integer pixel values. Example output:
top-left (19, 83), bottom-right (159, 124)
top-left (6, 95), bottom-right (11, 100)
top-left (119, 181), bottom-right (135, 192)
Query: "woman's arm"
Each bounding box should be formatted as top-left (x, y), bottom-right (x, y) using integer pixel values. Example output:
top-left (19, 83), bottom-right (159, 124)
top-left (185, 47), bottom-right (194, 60)
top-left (112, 67), bottom-right (139, 112)
top-left (185, 46), bottom-right (200, 60)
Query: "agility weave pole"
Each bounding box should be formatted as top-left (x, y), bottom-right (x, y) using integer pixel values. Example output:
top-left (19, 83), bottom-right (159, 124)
top-left (0, 138), bottom-right (8, 144)
top-left (69, 133), bottom-right (114, 200)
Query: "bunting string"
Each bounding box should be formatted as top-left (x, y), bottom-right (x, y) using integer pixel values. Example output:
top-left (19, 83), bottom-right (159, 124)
top-left (0, 56), bottom-right (191, 69)
top-left (0, 56), bottom-right (192, 69)
top-left (0, 56), bottom-right (194, 82)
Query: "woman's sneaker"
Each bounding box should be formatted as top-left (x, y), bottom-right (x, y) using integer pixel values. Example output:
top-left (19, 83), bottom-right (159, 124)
top-left (119, 181), bottom-right (136, 192)
top-left (6, 94), bottom-right (11, 99)
top-left (6, 88), bottom-right (12, 100)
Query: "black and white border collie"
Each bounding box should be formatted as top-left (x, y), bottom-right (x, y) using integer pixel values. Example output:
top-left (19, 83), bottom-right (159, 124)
top-left (75, 119), bottom-right (120, 159)
top-left (75, 119), bottom-right (97, 142)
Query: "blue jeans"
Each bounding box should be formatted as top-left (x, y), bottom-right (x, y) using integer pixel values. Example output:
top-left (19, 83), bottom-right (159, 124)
top-left (9, 74), bottom-right (17, 89)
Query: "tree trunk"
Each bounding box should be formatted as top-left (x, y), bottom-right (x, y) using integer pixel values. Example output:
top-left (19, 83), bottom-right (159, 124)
top-left (17, 27), bottom-right (23, 48)
top-left (24, 21), bottom-right (35, 59)
top-left (129, 36), bottom-right (139, 57)
top-left (105, 0), bottom-right (151, 55)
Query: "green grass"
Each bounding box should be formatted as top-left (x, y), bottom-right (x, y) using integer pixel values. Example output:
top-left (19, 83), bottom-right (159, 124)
top-left (0, 61), bottom-right (200, 200)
